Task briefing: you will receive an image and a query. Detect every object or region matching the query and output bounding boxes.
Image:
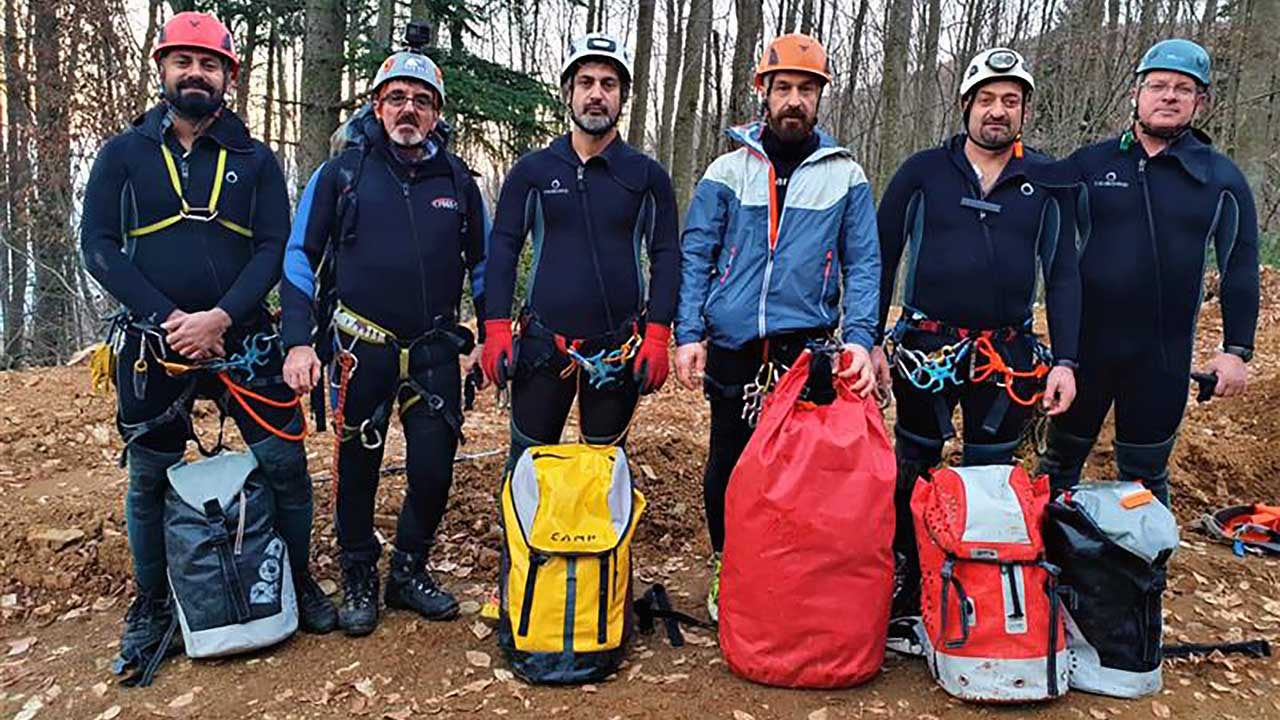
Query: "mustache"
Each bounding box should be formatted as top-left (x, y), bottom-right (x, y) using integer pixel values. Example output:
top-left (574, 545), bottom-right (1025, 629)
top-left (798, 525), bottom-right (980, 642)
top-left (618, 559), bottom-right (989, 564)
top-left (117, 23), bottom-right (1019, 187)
top-left (177, 78), bottom-right (216, 94)
top-left (395, 113), bottom-right (419, 127)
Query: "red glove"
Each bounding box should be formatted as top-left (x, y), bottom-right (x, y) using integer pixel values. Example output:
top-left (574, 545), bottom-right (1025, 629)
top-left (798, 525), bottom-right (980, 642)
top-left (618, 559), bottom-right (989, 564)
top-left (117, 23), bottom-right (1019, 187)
top-left (633, 323), bottom-right (672, 394)
top-left (482, 319), bottom-right (514, 387)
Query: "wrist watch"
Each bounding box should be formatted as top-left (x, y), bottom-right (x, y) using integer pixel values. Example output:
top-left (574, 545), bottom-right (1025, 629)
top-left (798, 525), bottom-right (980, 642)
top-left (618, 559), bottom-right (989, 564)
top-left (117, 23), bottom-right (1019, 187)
top-left (1222, 345), bottom-right (1253, 363)
top-left (1053, 358), bottom-right (1079, 370)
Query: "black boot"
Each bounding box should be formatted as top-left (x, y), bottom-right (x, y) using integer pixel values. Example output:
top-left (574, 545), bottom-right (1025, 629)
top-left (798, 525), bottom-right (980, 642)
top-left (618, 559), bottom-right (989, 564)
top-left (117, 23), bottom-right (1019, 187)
top-left (890, 458), bottom-right (932, 621)
top-left (338, 559), bottom-right (380, 637)
top-left (385, 549), bottom-right (459, 621)
top-left (111, 589), bottom-right (180, 677)
top-left (294, 570), bottom-right (339, 634)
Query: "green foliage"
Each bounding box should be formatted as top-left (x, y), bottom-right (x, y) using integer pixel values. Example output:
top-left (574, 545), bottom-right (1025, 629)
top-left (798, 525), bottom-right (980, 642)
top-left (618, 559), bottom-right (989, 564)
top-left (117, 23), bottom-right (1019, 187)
top-left (434, 48), bottom-right (560, 164)
top-left (1260, 230), bottom-right (1280, 268)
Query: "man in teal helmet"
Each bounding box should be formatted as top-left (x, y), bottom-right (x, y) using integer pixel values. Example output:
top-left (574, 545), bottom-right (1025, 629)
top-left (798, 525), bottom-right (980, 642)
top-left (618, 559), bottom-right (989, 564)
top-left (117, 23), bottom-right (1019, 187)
top-left (1040, 38), bottom-right (1259, 506)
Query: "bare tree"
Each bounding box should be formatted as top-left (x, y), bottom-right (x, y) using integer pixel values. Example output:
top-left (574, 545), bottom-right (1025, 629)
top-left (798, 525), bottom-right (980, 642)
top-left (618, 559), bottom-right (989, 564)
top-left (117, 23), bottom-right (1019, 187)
top-left (3, 0), bottom-right (30, 363)
top-left (876, 0), bottom-right (911, 186)
top-left (670, 0), bottom-right (711, 209)
top-left (628, 0), bottom-right (657, 148)
top-left (656, 0), bottom-right (686, 167)
top-left (725, 0), bottom-right (762, 139)
top-left (299, 0), bottom-right (347, 190)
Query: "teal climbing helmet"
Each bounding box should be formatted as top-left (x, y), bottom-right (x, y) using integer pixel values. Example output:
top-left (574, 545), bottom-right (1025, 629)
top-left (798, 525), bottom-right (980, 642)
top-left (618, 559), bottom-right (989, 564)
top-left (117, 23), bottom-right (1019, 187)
top-left (1136, 39), bottom-right (1211, 87)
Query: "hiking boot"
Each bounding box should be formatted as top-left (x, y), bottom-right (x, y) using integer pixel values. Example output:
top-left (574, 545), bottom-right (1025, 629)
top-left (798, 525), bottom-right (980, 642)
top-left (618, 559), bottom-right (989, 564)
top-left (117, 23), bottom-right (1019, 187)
top-left (111, 589), bottom-right (180, 676)
top-left (385, 549), bottom-right (459, 621)
top-left (294, 571), bottom-right (339, 634)
top-left (338, 560), bottom-right (380, 637)
top-left (706, 553), bottom-right (722, 623)
top-left (889, 552), bottom-right (922, 621)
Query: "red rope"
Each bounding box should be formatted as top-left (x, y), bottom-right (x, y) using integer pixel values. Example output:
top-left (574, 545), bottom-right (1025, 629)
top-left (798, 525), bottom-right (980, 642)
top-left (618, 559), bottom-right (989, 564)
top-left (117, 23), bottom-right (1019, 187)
top-left (970, 337), bottom-right (1049, 407)
top-left (216, 372), bottom-right (307, 441)
top-left (329, 352), bottom-right (356, 510)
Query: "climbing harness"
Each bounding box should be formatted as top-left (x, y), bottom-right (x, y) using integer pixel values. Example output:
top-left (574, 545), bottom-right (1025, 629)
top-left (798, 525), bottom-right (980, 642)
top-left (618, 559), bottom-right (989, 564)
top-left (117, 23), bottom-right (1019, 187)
top-left (328, 303), bottom-right (472, 452)
top-left (887, 312), bottom-right (1052, 438)
top-left (129, 145), bottom-right (253, 239)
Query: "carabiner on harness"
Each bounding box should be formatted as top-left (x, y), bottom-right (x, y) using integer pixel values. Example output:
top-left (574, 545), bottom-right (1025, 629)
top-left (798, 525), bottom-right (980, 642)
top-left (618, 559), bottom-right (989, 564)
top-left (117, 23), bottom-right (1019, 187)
top-left (893, 340), bottom-right (972, 393)
top-left (741, 361), bottom-right (782, 428)
top-left (560, 332), bottom-right (641, 390)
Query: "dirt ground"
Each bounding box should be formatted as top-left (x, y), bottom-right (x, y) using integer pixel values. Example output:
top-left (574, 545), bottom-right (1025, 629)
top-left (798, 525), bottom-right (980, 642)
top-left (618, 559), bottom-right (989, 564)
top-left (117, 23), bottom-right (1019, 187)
top-left (0, 272), bottom-right (1278, 720)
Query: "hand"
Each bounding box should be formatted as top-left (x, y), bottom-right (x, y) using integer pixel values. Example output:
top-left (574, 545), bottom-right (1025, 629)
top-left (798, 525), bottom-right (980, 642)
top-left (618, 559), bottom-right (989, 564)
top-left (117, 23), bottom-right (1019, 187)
top-left (870, 345), bottom-right (892, 397)
top-left (632, 323), bottom-right (672, 394)
top-left (674, 342), bottom-right (706, 392)
top-left (837, 343), bottom-right (875, 397)
top-left (481, 319), bottom-right (514, 387)
top-left (1205, 352), bottom-right (1248, 398)
top-left (283, 345), bottom-right (322, 395)
top-left (463, 344), bottom-right (488, 390)
top-left (162, 308), bottom-right (231, 359)
top-left (1042, 365), bottom-right (1076, 416)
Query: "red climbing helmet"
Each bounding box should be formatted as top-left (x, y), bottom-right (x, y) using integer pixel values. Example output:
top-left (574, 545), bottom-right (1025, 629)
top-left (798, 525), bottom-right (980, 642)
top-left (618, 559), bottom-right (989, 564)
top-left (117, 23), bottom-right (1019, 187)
top-left (152, 12), bottom-right (240, 77)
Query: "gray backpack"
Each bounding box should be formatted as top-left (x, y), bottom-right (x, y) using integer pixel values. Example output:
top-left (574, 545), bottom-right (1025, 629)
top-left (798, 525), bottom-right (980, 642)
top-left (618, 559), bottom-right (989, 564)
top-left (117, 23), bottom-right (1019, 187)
top-left (1044, 482), bottom-right (1178, 698)
top-left (165, 452), bottom-right (298, 657)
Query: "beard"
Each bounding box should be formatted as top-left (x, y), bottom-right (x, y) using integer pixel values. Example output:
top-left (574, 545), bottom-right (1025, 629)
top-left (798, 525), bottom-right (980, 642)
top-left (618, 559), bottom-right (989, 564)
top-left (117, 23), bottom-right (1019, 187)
top-left (766, 107), bottom-right (817, 143)
top-left (388, 111), bottom-right (427, 147)
top-left (975, 118), bottom-right (1016, 147)
top-left (571, 102), bottom-right (618, 136)
top-left (164, 78), bottom-right (224, 121)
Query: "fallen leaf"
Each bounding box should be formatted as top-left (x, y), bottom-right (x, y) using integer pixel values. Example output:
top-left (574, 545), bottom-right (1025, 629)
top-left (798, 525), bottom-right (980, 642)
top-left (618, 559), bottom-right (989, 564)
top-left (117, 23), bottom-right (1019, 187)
top-left (7, 636), bottom-right (36, 656)
top-left (92, 682), bottom-right (108, 697)
top-left (318, 579), bottom-right (339, 596)
top-left (354, 678), bottom-right (377, 698)
top-left (97, 707), bottom-right (122, 720)
top-left (1208, 681), bottom-right (1232, 693)
top-left (809, 709), bottom-right (830, 720)
top-left (383, 710), bottom-right (413, 720)
top-left (733, 711), bottom-right (756, 720)
top-left (466, 650), bottom-right (491, 668)
top-left (459, 600), bottom-right (482, 615)
top-left (470, 621), bottom-right (493, 640)
top-left (627, 663), bottom-right (644, 682)
top-left (169, 692), bottom-right (195, 708)
top-left (581, 684), bottom-right (597, 693)
top-left (1151, 700), bottom-right (1171, 718)
top-left (1090, 709), bottom-right (1109, 720)
top-left (493, 668), bottom-right (514, 683)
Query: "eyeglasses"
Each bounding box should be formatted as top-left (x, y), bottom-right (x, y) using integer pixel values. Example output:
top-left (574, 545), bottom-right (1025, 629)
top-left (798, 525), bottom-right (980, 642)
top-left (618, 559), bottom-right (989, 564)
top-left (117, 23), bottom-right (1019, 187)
top-left (380, 92), bottom-right (437, 111)
top-left (986, 50), bottom-right (1019, 72)
top-left (1140, 80), bottom-right (1200, 99)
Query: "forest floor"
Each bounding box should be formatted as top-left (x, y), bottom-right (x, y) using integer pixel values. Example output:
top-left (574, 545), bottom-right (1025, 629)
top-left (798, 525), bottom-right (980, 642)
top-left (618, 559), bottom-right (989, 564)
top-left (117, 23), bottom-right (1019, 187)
top-left (0, 271), bottom-right (1278, 719)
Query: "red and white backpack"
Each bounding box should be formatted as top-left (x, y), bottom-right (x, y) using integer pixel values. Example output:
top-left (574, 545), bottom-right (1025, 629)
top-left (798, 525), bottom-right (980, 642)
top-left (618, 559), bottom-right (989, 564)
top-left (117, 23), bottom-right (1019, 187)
top-left (910, 465), bottom-right (1068, 702)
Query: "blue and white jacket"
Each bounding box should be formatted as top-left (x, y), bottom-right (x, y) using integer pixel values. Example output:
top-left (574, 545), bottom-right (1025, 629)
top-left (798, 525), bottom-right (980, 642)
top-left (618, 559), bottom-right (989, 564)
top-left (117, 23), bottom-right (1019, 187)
top-left (675, 122), bottom-right (880, 350)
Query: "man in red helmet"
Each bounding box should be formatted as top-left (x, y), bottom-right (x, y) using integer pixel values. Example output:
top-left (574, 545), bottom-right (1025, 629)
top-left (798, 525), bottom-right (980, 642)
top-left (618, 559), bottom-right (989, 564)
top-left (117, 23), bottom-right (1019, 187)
top-left (81, 11), bottom-right (337, 680)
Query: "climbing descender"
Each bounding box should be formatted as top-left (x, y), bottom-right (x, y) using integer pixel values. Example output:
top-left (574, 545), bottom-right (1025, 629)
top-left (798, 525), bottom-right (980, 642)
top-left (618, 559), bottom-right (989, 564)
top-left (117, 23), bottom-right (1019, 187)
top-left (560, 333), bottom-right (641, 390)
top-left (893, 340), bottom-right (972, 393)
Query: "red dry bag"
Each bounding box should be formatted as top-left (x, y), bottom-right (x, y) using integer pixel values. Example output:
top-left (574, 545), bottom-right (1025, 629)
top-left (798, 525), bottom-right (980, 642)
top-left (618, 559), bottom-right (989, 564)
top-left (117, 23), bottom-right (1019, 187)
top-left (719, 351), bottom-right (896, 687)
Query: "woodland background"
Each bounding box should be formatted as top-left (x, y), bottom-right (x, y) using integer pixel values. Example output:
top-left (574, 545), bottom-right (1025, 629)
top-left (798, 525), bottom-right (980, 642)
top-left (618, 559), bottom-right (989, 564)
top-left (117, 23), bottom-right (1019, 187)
top-left (0, 0), bottom-right (1276, 367)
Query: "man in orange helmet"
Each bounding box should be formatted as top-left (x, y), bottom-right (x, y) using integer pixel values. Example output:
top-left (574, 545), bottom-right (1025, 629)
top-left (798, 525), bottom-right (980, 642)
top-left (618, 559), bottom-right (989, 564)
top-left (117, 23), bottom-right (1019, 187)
top-left (675, 34), bottom-right (880, 621)
top-left (82, 11), bottom-right (337, 680)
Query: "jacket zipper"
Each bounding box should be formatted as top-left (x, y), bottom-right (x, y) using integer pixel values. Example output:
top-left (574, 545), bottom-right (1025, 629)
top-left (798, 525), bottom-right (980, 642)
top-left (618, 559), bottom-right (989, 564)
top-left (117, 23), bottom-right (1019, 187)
top-left (577, 165), bottom-right (617, 330)
top-left (819, 249), bottom-right (833, 320)
top-left (1137, 158), bottom-right (1169, 368)
top-left (402, 179), bottom-right (432, 332)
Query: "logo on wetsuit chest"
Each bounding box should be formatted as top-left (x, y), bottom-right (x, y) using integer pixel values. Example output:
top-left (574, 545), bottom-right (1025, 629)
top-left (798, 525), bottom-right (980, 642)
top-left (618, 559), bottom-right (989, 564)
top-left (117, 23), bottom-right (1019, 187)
top-left (432, 196), bottom-right (458, 210)
top-left (1092, 170), bottom-right (1130, 189)
top-left (542, 177), bottom-right (570, 196)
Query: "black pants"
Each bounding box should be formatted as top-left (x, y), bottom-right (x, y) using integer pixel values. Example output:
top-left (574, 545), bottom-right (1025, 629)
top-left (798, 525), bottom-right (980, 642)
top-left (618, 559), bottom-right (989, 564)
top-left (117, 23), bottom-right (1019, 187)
top-left (334, 336), bottom-right (463, 564)
top-left (1054, 346), bottom-right (1189, 444)
top-left (115, 324), bottom-right (298, 452)
top-left (700, 332), bottom-right (819, 553)
top-left (506, 329), bottom-right (639, 471)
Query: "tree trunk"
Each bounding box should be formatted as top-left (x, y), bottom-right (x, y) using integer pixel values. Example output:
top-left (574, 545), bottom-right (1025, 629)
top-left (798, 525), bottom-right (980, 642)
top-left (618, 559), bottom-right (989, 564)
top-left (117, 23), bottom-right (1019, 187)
top-left (627, 0), bottom-right (657, 148)
top-left (134, 0), bottom-right (162, 114)
top-left (1234, 0), bottom-right (1278, 191)
top-left (670, 0), bottom-right (711, 211)
top-left (698, 29), bottom-right (724, 172)
top-left (375, 0), bottom-right (395, 51)
top-left (298, 0), bottom-right (346, 193)
top-left (1199, 0), bottom-right (1219, 43)
top-left (799, 0), bottom-right (815, 36)
top-left (236, 13), bottom-right (259, 119)
top-left (264, 18), bottom-right (278, 147)
top-left (838, 0), bottom-right (869, 144)
top-left (3, 0), bottom-right (30, 363)
top-left (913, 0), bottom-right (941, 147)
top-left (31, 0), bottom-right (74, 362)
top-left (656, 0), bottom-right (686, 168)
top-left (724, 0), bottom-right (761, 144)
top-left (876, 0), bottom-right (910, 187)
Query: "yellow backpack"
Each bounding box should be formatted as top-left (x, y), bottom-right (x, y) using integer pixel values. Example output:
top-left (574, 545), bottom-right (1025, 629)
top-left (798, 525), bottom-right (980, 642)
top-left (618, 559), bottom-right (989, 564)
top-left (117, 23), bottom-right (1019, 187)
top-left (498, 443), bottom-right (646, 684)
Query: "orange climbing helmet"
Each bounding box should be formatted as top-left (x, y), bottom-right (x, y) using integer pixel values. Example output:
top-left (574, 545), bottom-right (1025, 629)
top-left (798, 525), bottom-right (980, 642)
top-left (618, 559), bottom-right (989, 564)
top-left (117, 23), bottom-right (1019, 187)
top-left (754, 33), bottom-right (832, 90)
top-left (152, 12), bottom-right (240, 76)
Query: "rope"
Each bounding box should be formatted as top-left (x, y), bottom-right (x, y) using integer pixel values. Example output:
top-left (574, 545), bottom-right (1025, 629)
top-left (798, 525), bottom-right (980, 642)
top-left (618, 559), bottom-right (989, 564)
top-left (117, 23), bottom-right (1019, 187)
top-left (330, 351), bottom-right (357, 510)
top-left (969, 336), bottom-right (1049, 406)
top-left (216, 372), bottom-right (306, 442)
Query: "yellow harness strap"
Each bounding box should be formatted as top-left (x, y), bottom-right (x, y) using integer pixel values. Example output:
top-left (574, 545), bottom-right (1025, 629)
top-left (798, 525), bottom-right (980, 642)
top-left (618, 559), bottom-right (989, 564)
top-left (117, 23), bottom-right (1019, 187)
top-left (128, 145), bottom-right (254, 238)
